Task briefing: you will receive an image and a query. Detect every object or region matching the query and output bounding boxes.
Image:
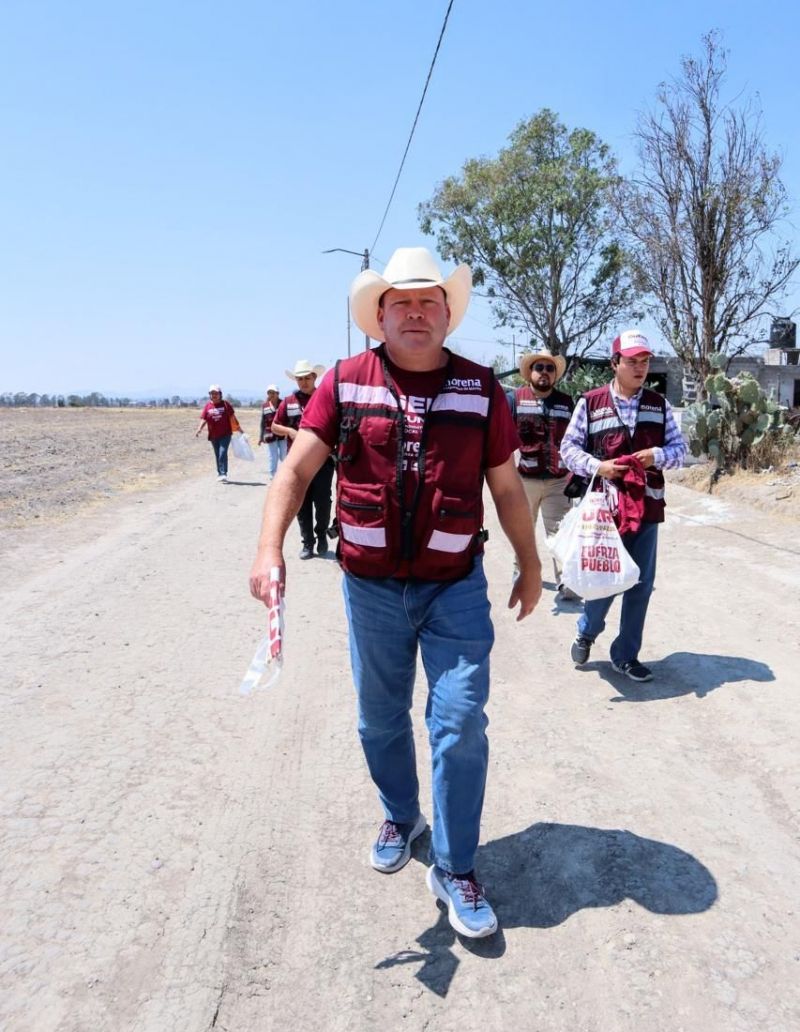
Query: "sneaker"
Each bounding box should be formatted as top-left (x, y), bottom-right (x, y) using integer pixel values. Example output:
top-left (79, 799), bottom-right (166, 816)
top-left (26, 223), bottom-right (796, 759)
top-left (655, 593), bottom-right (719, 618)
top-left (299, 544), bottom-right (314, 560)
top-left (217, 473), bottom-right (226, 482)
top-left (556, 583), bottom-right (581, 603)
top-left (369, 814), bottom-right (426, 874)
top-left (570, 635), bottom-right (592, 666)
top-left (426, 865), bottom-right (498, 939)
top-left (612, 659), bottom-right (653, 682)
top-left (316, 537), bottom-right (328, 557)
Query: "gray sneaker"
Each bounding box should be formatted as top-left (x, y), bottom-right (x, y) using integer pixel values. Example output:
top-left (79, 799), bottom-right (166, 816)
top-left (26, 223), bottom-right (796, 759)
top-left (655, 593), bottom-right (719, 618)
top-left (369, 814), bottom-right (427, 873)
top-left (570, 635), bottom-right (593, 666)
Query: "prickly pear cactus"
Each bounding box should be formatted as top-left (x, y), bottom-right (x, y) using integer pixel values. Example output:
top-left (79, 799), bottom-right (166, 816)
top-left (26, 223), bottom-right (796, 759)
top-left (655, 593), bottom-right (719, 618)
top-left (682, 355), bottom-right (790, 471)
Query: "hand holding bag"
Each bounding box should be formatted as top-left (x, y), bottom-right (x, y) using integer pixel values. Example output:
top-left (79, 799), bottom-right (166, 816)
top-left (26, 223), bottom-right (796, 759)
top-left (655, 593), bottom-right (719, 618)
top-left (557, 474), bottom-right (640, 601)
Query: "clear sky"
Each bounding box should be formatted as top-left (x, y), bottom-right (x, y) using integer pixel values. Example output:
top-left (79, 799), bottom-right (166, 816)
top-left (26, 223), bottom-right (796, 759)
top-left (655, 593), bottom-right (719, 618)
top-left (2, 0), bottom-right (799, 397)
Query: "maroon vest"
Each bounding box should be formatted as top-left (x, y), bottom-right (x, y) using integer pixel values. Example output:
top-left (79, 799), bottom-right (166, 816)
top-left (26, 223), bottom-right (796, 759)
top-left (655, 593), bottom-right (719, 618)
top-left (584, 385), bottom-right (667, 523)
top-left (514, 386), bottom-right (573, 477)
top-left (281, 391), bottom-right (312, 451)
top-left (261, 403), bottom-right (278, 442)
top-left (333, 346), bottom-right (494, 580)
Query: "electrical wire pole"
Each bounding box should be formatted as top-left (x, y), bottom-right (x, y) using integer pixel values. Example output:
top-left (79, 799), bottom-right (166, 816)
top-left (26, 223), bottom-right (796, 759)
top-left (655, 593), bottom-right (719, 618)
top-left (323, 247), bottom-right (371, 353)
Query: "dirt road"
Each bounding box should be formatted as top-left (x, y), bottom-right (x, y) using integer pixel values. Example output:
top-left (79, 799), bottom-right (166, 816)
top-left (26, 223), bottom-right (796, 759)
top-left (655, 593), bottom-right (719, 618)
top-left (2, 457), bottom-right (799, 1031)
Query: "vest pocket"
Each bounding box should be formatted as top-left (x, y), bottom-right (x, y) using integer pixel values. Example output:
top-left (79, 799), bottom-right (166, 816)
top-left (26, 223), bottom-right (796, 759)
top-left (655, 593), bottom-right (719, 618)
top-left (427, 490), bottom-right (481, 554)
top-left (338, 483), bottom-right (387, 550)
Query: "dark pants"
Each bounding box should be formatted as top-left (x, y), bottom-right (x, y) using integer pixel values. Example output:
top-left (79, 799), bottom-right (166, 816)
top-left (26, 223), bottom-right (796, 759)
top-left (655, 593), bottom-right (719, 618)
top-left (210, 434), bottom-right (231, 475)
top-left (297, 459), bottom-right (334, 547)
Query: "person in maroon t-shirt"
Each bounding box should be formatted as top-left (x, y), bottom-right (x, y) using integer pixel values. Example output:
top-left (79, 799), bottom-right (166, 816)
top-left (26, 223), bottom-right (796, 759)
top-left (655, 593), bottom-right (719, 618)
top-left (194, 384), bottom-right (237, 482)
top-left (250, 247), bottom-right (542, 940)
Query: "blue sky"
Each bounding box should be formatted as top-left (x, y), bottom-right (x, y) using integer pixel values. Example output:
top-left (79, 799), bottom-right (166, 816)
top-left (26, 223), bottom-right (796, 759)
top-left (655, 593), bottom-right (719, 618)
top-left (2, 0), bottom-right (799, 397)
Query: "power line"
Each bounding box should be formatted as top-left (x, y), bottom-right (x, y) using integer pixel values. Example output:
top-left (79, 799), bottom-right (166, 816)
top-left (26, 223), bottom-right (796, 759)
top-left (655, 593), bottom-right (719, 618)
top-left (369, 0), bottom-right (455, 255)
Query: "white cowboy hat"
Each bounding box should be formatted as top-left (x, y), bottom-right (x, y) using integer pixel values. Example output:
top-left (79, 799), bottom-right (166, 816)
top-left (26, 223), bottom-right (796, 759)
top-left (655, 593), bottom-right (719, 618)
top-left (285, 359), bottom-right (325, 380)
top-left (519, 349), bottom-right (567, 383)
top-left (208, 384), bottom-right (222, 393)
top-left (266, 384), bottom-right (279, 393)
top-left (349, 246), bottom-right (472, 342)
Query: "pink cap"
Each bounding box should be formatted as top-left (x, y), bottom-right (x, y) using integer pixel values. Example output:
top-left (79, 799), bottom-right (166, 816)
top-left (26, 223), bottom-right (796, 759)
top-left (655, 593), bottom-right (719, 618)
top-left (612, 329), bottom-right (653, 358)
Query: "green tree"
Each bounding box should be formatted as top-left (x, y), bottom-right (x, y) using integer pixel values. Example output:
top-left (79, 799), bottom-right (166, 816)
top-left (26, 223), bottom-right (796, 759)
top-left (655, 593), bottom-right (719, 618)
top-left (419, 109), bottom-right (640, 357)
top-left (619, 33), bottom-right (799, 399)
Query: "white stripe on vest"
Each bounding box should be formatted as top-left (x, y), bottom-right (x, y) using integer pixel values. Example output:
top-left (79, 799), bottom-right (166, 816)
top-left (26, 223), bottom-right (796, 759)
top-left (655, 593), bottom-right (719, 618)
top-left (428, 529), bottom-right (473, 553)
top-left (588, 415), bottom-right (622, 433)
top-left (430, 392), bottom-right (490, 416)
top-left (637, 410), bottom-right (665, 424)
top-left (338, 383), bottom-right (398, 409)
top-left (340, 522), bottom-right (386, 547)
top-left (645, 485), bottom-right (665, 499)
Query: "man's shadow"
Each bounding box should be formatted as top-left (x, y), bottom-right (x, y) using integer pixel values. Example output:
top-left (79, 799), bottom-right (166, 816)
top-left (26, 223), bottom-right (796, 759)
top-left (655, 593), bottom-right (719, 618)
top-left (376, 822), bottom-right (717, 997)
top-left (224, 478), bottom-right (267, 487)
top-left (588, 651), bottom-right (775, 702)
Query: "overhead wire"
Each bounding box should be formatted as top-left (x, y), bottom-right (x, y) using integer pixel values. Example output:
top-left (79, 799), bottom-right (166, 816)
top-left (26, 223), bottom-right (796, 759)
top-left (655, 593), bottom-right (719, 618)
top-left (369, 0), bottom-right (455, 255)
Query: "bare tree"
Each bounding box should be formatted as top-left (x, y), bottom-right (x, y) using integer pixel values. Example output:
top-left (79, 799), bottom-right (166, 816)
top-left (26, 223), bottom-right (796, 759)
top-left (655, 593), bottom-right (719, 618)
top-left (619, 32), bottom-right (798, 397)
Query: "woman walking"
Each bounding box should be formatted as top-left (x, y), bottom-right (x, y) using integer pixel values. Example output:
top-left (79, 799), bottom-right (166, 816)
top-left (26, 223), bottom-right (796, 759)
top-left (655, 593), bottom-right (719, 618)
top-left (258, 385), bottom-right (286, 479)
top-left (195, 384), bottom-right (237, 482)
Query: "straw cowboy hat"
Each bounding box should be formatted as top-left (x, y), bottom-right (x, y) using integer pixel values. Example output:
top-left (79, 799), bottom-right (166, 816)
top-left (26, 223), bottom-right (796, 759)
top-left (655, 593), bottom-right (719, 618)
top-left (285, 359), bottom-right (325, 380)
top-left (349, 247), bottom-right (472, 342)
top-left (519, 349), bottom-right (567, 383)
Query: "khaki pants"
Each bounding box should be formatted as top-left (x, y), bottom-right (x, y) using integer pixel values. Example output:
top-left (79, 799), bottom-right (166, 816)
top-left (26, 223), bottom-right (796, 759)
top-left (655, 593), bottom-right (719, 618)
top-left (519, 473), bottom-right (572, 584)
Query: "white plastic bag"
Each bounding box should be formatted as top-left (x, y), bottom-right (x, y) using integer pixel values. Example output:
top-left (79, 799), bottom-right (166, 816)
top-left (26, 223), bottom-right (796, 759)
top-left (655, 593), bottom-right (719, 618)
top-left (239, 568), bottom-right (285, 694)
top-left (547, 501), bottom-right (583, 568)
top-left (231, 431), bottom-right (255, 462)
top-left (557, 475), bottom-right (640, 601)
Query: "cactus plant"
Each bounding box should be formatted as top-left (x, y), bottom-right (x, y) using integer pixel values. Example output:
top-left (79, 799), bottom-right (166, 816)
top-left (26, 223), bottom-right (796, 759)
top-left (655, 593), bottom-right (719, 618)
top-left (683, 365), bottom-right (791, 473)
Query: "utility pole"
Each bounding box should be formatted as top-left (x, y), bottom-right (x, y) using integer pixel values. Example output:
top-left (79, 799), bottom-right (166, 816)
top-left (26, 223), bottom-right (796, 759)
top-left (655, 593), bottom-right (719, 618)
top-left (498, 332), bottom-right (518, 371)
top-left (323, 247), bottom-right (371, 354)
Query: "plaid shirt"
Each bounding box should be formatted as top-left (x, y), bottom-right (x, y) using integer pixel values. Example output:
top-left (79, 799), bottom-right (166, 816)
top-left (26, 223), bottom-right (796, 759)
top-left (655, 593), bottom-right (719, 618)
top-left (560, 385), bottom-right (685, 479)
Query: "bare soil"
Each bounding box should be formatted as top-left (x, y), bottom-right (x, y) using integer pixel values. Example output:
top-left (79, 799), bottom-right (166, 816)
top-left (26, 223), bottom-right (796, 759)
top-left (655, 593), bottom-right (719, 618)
top-left (1, 409), bottom-right (799, 1031)
top-left (0, 406), bottom-right (263, 541)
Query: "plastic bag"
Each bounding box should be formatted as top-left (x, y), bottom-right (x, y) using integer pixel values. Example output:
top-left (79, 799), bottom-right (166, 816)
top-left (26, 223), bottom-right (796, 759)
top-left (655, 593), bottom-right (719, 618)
top-left (231, 431), bottom-right (255, 461)
top-left (547, 502), bottom-right (582, 568)
top-left (239, 568), bottom-right (285, 694)
top-left (557, 475), bottom-right (640, 601)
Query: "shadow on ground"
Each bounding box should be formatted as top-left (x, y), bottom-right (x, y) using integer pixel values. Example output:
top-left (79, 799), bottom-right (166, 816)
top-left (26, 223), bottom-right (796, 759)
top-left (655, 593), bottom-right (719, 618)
top-left (376, 821), bottom-right (717, 997)
top-left (593, 651), bottom-right (775, 702)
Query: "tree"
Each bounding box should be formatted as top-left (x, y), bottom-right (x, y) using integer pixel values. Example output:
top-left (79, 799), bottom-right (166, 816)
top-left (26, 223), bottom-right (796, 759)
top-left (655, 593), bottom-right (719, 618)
top-left (619, 32), bottom-right (799, 399)
top-left (419, 109), bottom-right (640, 357)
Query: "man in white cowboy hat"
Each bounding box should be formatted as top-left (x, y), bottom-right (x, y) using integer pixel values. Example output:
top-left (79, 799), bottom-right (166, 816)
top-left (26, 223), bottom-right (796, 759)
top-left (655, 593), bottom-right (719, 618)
top-left (514, 348), bottom-right (579, 601)
top-left (560, 329), bottom-right (686, 682)
top-left (258, 384), bottom-right (287, 480)
top-left (272, 359), bottom-right (333, 559)
top-left (250, 246), bottom-right (542, 938)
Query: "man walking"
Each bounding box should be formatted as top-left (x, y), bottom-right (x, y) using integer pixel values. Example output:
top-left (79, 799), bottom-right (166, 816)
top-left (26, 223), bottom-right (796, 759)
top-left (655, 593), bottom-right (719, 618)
top-left (250, 247), bottom-right (541, 937)
top-left (560, 330), bottom-right (686, 681)
top-left (272, 360), bottom-right (334, 559)
top-left (514, 349), bottom-right (578, 600)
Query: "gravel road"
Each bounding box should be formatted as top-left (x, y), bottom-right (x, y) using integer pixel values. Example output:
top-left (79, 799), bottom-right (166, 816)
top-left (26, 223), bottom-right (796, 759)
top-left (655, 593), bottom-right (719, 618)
top-left (1, 448), bottom-right (798, 1031)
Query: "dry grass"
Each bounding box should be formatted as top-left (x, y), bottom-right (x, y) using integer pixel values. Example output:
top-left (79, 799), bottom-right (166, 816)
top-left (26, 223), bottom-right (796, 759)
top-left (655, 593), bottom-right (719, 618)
top-left (0, 406), bottom-right (264, 532)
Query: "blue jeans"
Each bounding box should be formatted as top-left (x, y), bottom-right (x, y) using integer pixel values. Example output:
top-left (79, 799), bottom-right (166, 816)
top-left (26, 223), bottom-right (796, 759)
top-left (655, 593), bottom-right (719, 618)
top-left (577, 521), bottom-right (659, 665)
top-left (342, 558), bottom-right (494, 875)
top-left (210, 434), bottom-right (231, 475)
top-left (265, 438), bottom-right (287, 476)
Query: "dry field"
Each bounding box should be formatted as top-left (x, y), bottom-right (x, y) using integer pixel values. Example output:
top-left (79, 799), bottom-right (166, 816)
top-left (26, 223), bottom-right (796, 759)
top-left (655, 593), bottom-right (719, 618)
top-left (0, 406), bottom-right (265, 539)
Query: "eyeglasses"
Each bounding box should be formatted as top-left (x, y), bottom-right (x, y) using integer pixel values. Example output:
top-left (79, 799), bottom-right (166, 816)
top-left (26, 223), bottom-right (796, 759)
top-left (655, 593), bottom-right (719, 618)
top-left (533, 363), bottom-right (556, 373)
